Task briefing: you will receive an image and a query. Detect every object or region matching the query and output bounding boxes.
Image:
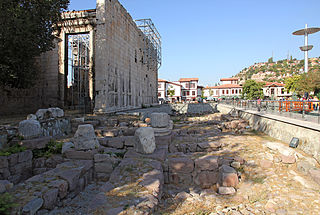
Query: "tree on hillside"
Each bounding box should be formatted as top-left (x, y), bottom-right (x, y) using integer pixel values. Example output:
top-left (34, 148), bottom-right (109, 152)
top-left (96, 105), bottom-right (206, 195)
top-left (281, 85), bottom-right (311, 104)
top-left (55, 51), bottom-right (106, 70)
top-left (242, 80), bottom-right (264, 100)
top-left (301, 71), bottom-right (320, 95)
top-left (0, 0), bottom-right (69, 88)
top-left (285, 75), bottom-right (302, 94)
top-left (268, 57), bottom-right (273, 63)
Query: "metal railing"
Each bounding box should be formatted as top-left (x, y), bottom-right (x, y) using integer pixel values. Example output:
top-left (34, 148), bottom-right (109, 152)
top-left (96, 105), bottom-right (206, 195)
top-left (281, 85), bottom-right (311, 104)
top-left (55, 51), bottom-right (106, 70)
top-left (219, 99), bottom-right (320, 124)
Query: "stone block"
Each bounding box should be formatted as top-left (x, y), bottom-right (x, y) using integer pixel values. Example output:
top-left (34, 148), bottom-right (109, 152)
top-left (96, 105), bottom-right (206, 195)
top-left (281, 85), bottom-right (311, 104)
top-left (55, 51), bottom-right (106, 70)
top-left (18, 119), bottom-right (42, 139)
top-left (62, 142), bottom-right (74, 154)
top-left (151, 113), bottom-right (170, 128)
top-left (42, 188), bottom-right (58, 210)
top-left (45, 155), bottom-right (64, 168)
top-left (140, 169), bottom-right (163, 197)
top-left (193, 171), bottom-right (219, 188)
top-left (48, 107), bottom-right (64, 118)
top-left (0, 156), bottom-right (8, 169)
top-left (169, 156), bottom-right (194, 173)
top-left (73, 124), bottom-right (100, 150)
top-left (218, 165), bottom-right (238, 188)
top-left (0, 168), bottom-right (10, 179)
top-left (22, 197), bottom-right (43, 215)
top-left (155, 135), bottom-right (172, 146)
top-left (107, 137), bottom-right (124, 149)
top-left (56, 169), bottom-right (81, 192)
top-left (197, 142), bottom-right (222, 151)
top-left (33, 157), bottom-right (46, 168)
top-left (218, 186), bottom-right (236, 195)
top-left (96, 173), bottom-right (111, 182)
top-left (123, 136), bottom-right (138, 147)
top-left (168, 172), bottom-right (192, 185)
top-left (0, 180), bottom-right (13, 194)
top-left (64, 150), bottom-right (96, 160)
top-left (7, 154), bottom-right (18, 167)
top-left (48, 179), bottom-right (68, 199)
top-left (194, 155), bottom-right (219, 172)
top-left (281, 154), bottom-right (296, 164)
top-left (122, 128), bottom-right (137, 136)
top-left (134, 127), bottom-right (156, 154)
top-left (20, 137), bottom-right (52, 150)
top-left (95, 162), bottom-right (113, 174)
top-left (94, 154), bottom-right (112, 163)
top-left (18, 150), bottom-right (33, 163)
top-left (231, 161), bottom-right (241, 169)
top-left (36, 109), bottom-right (53, 120)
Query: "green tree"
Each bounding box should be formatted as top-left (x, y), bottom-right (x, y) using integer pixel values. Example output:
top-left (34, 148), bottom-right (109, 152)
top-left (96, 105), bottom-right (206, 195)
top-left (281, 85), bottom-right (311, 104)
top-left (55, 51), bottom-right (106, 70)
top-left (284, 75), bottom-right (302, 93)
top-left (268, 57), bottom-right (273, 63)
top-left (0, 0), bottom-right (69, 88)
top-left (242, 80), bottom-right (264, 100)
top-left (167, 86), bottom-right (175, 98)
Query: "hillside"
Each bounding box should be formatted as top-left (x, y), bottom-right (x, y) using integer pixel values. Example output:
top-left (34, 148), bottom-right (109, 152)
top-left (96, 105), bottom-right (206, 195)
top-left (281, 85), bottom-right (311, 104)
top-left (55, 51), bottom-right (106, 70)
top-left (235, 57), bottom-right (320, 84)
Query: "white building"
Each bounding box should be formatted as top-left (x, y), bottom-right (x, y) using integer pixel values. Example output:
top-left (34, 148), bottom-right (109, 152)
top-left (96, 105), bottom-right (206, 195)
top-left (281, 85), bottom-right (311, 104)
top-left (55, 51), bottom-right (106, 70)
top-left (203, 78), bottom-right (242, 98)
top-left (158, 79), bottom-right (182, 102)
top-left (179, 78), bottom-right (200, 101)
top-left (263, 82), bottom-right (292, 99)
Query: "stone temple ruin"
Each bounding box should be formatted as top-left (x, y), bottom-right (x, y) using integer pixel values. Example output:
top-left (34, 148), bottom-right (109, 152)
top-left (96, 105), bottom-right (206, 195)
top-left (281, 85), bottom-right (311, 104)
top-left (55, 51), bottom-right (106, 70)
top-left (2, 103), bottom-right (320, 214)
top-left (0, 104), bottom-right (250, 214)
top-left (0, 0), bottom-right (161, 115)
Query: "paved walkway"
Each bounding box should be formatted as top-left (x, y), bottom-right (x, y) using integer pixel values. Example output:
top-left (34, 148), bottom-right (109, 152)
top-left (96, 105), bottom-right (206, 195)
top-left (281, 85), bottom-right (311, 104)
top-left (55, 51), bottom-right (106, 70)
top-left (220, 104), bottom-right (320, 131)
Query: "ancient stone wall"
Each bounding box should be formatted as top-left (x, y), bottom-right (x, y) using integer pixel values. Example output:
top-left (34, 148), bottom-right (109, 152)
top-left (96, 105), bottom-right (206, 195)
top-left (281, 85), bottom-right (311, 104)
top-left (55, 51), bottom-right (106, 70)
top-left (217, 104), bottom-right (320, 163)
top-left (94, 0), bottom-right (158, 113)
top-left (1, 0), bottom-right (158, 115)
top-left (0, 41), bottom-right (62, 116)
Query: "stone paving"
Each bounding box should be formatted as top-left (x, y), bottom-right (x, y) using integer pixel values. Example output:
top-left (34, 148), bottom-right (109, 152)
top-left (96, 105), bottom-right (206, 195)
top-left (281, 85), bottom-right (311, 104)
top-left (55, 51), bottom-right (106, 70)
top-left (157, 118), bottom-right (320, 215)
top-left (3, 109), bottom-right (320, 215)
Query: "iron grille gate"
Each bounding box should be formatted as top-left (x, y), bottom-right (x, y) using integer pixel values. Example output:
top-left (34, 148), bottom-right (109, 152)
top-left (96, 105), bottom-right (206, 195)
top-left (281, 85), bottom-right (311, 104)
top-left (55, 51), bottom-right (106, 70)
top-left (66, 33), bottom-right (91, 113)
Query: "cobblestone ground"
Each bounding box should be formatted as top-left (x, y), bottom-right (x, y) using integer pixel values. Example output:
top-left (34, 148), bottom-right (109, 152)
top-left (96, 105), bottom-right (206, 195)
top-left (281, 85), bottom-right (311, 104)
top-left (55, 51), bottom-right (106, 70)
top-left (48, 113), bottom-right (320, 215)
top-left (157, 120), bottom-right (320, 215)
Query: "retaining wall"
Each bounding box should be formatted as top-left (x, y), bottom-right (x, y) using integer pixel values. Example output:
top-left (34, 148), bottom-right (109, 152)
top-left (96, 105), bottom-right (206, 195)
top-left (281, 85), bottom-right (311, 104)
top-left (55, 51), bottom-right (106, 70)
top-left (217, 104), bottom-right (320, 163)
top-left (170, 103), bottom-right (217, 114)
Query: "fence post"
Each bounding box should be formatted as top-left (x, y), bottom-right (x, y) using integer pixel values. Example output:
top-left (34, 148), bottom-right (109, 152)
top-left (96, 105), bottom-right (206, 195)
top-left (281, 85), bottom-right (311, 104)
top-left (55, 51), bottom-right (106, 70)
top-left (317, 102), bottom-right (320, 124)
top-left (302, 101), bottom-right (305, 119)
top-left (279, 101), bottom-right (282, 115)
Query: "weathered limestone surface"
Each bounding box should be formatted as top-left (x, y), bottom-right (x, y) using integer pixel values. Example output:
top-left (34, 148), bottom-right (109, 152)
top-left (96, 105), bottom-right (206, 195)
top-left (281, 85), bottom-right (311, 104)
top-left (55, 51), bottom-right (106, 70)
top-left (18, 120), bottom-right (42, 139)
top-left (12, 160), bottom-right (94, 214)
top-left (94, 0), bottom-right (158, 113)
top-left (0, 150), bottom-right (33, 184)
top-left (151, 113), bottom-right (170, 128)
top-left (73, 124), bottom-right (100, 150)
top-left (134, 127), bottom-right (156, 154)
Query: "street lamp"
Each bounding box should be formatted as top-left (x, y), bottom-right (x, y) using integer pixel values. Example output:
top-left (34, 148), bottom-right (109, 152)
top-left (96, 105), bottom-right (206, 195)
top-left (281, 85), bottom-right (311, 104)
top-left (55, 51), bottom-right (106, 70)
top-left (293, 24), bottom-right (320, 73)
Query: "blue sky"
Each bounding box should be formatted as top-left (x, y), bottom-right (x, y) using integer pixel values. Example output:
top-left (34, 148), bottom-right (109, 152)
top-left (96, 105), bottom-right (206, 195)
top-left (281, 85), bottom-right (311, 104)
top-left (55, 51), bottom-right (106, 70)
top-left (69, 0), bottom-right (320, 86)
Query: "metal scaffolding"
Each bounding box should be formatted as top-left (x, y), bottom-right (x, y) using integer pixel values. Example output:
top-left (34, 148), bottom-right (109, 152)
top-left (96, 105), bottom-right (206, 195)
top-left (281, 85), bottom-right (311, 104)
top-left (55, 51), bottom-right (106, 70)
top-left (135, 19), bottom-right (162, 69)
top-left (67, 34), bottom-right (91, 109)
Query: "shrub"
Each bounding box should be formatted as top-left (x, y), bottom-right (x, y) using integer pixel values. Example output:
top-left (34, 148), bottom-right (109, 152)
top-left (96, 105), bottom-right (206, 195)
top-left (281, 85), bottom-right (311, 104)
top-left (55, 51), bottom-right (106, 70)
top-left (0, 192), bottom-right (17, 215)
top-left (32, 139), bottom-right (63, 158)
top-left (0, 145), bottom-right (26, 156)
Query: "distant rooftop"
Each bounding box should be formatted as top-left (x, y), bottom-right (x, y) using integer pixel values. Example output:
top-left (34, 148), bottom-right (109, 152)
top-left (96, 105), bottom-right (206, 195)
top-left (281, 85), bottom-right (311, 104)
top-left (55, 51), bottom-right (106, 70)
top-left (179, 78), bottom-right (199, 82)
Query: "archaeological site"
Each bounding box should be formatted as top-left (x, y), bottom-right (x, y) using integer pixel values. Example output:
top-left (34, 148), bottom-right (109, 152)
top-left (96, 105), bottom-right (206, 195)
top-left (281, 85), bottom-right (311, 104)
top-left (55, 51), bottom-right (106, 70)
top-left (0, 0), bottom-right (161, 115)
top-left (1, 0), bottom-right (320, 215)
